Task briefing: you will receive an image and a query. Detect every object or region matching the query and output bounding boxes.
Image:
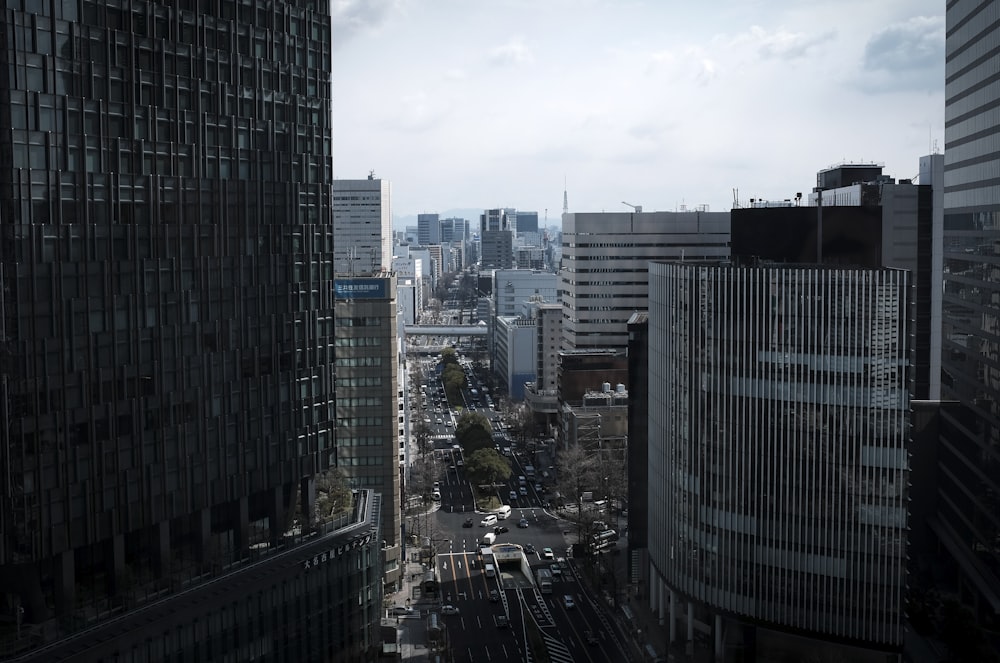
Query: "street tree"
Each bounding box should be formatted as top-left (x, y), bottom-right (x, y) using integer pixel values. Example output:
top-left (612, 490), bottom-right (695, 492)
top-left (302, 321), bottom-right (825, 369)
top-left (464, 448), bottom-right (512, 488)
top-left (412, 419), bottom-right (433, 458)
top-left (441, 363), bottom-right (466, 403)
top-left (455, 411), bottom-right (493, 454)
top-left (408, 455), bottom-right (444, 502)
top-left (553, 445), bottom-right (603, 537)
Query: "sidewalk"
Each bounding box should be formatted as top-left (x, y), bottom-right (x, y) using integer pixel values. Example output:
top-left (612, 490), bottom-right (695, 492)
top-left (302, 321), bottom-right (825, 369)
top-left (388, 559), bottom-right (440, 662)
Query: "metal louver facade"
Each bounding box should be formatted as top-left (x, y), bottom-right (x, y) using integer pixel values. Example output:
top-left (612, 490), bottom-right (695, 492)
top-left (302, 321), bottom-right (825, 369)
top-left (648, 262), bottom-right (910, 648)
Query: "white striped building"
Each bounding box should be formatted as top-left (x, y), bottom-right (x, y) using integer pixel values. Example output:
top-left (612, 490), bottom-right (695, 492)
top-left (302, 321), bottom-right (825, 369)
top-left (647, 261), bottom-right (910, 657)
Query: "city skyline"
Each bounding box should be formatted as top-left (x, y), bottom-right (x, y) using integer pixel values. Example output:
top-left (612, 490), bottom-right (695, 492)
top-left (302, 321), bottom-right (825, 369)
top-left (333, 0), bottom-right (944, 223)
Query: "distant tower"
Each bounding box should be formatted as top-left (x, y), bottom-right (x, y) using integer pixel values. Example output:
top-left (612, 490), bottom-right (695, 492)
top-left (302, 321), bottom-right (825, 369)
top-left (563, 176), bottom-right (569, 215)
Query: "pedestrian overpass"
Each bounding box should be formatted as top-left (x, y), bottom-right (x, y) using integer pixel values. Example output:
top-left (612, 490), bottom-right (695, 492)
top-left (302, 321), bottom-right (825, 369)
top-left (403, 323), bottom-right (488, 337)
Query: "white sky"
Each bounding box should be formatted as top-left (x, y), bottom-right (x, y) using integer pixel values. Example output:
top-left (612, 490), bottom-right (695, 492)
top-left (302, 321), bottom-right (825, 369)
top-left (331, 0), bottom-right (945, 226)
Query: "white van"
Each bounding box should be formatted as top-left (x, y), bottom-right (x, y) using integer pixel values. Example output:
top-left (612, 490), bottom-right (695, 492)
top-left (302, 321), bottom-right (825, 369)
top-left (481, 532), bottom-right (497, 545)
top-left (480, 514), bottom-right (498, 527)
top-left (496, 505), bottom-right (512, 519)
top-left (484, 563), bottom-right (496, 577)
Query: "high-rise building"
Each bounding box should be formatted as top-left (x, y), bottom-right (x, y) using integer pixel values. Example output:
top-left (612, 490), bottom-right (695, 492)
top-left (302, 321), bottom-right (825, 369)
top-left (514, 210), bottom-right (539, 234)
top-left (732, 161), bottom-right (939, 400)
top-left (333, 275), bottom-right (402, 593)
top-left (333, 175), bottom-right (392, 275)
top-left (560, 210), bottom-right (730, 352)
top-left (937, 0), bottom-right (1000, 629)
top-left (480, 208), bottom-right (513, 269)
top-left (0, 3), bottom-right (383, 659)
top-left (648, 262), bottom-right (910, 658)
top-left (417, 213), bottom-right (441, 246)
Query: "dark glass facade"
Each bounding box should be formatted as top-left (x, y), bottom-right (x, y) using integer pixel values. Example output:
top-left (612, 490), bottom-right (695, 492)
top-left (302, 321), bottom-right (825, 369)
top-left (0, 0), bottom-right (354, 656)
top-left (938, 0), bottom-right (1000, 623)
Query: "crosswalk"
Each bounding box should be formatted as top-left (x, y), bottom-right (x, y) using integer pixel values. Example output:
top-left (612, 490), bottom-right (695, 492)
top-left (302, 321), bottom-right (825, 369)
top-left (540, 631), bottom-right (573, 663)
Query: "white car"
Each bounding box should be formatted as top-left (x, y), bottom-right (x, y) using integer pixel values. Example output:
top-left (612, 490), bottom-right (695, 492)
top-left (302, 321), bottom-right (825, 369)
top-left (441, 605), bottom-right (459, 615)
top-left (390, 606), bottom-right (414, 615)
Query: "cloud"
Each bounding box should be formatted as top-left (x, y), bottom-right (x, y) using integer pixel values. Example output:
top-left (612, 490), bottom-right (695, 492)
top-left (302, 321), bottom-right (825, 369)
top-left (733, 25), bottom-right (836, 60)
top-left (332, 0), bottom-right (404, 48)
top-left (863, 15), bottom-right (944, 72)
top-left (855, 15), bottom-right (944, 92)
top-left (488, 38), bottom-right (534, 66)
top-left (377, 91), bottom-right (451, 133)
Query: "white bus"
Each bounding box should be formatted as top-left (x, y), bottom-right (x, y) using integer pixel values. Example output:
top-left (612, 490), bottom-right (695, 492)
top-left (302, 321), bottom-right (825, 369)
top-left (536, 567), bottom-right (553, 594)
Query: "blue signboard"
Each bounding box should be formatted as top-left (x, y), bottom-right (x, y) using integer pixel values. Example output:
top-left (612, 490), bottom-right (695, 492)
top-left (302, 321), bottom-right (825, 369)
top-left (335, 278), bottom-right (387, 300)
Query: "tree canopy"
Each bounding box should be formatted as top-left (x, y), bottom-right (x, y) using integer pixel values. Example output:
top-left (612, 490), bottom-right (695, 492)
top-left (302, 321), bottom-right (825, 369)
top-left (455, 411), bottom-right (493, 454)
top-left (464, 448), bottom-right (511, 488)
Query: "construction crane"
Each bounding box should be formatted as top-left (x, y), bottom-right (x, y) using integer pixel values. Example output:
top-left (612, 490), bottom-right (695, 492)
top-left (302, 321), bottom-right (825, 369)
top-left (622, 201), bottom-right (642, 213)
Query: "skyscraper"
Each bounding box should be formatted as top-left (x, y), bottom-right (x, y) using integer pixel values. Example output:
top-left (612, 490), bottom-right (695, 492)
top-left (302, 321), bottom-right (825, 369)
top-left (0, 3), bottom-right (383, 659)
top-left (648, 262), bottom-right (910, 658)
top-left (333, 175), bottom-right (392, 275)
top-left (937, 0), bottom-right (1000, 628)
top-left (417, 212), bottom-right (441, 246)
top-left (480, 208), bottom-right (513, 269)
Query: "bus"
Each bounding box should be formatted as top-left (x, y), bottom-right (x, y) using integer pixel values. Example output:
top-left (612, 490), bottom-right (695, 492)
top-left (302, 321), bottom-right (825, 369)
top-left (590, 529), bottom-right (618, 553)
top-left (536, 567), bottom-right (553, 594)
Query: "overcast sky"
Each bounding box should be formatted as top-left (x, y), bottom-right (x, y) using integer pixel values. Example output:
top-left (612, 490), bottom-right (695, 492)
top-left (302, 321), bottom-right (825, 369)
top-left (331, 0), bottom-right (944, 227)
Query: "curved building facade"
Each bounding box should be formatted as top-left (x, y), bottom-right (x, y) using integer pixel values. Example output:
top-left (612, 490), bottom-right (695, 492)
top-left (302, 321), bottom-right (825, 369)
top-left (647, 262), bottom-right (910, 656)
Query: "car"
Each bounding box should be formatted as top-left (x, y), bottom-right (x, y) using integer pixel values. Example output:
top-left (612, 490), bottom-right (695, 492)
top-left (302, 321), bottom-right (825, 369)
top-left (481, 514), bottom-right (497, 527)
top-left (462, 517), bottom-right (474, 528)
top-left (585, 630), bottom-right (599, 645)
top-left (519, 487), bottom-right (527, 496)
top-left (550, 563), bottom-right (562, 577)
top-left (542, 547), bottom-right (554, 560)
top-left (496, 615), bottom-right (509, 628)
top-left (441, 604), bottom-right (459, 616)
top-left (489, 589), bottom-right (500, 602)
top-left (524, 543), bottom-right (536, 554)
top-left (493, 525), bottom-right (509, 534)
top-left (390, 606), bottom-right (414, 615)
top-left (509, 490), bottom-right (518, 501)
top-left (517, 518), bottom-right (529, 528)
top-left (563, 594), bottom-right (575, 609)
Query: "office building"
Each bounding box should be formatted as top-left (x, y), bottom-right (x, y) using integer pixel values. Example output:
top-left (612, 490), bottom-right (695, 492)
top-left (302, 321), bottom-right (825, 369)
top-left (334, 276), bottom-right (402, 593)
top-left (417, 213), bottom-right (440, 246)
top-left (625, 312), bottom-right (650, 584)
top-left (560, 210), bottom-right (730, 352)
top-left (480, 208), bottom-right (513, 269)
top-left (648, 262), bottom-right (910, 658)
top-left (514, 210), bottom-right (538, 234)
top-left (524, 303), bottom-right (563, 419)
top-left (0, 2), bottom-right (386, 659)
top-left (937, 0), bottom-right (1000, 630)
top-left (333, 175), bottom-right (392, 275)
top-left (732, 161), bottom-right (939, 400)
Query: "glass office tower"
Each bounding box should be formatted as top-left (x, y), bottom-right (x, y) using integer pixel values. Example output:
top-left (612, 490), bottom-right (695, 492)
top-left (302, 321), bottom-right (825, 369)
top-left (648, 262), bottom-right (910, 655)
top-left (938, 0), bottom-right (1000, 624)
top-left (0, 2), bottom-right (372, 659)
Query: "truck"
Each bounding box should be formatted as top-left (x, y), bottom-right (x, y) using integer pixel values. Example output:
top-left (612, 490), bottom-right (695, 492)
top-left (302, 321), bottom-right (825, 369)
top-left (535, 567), bottom-right (553, 594)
